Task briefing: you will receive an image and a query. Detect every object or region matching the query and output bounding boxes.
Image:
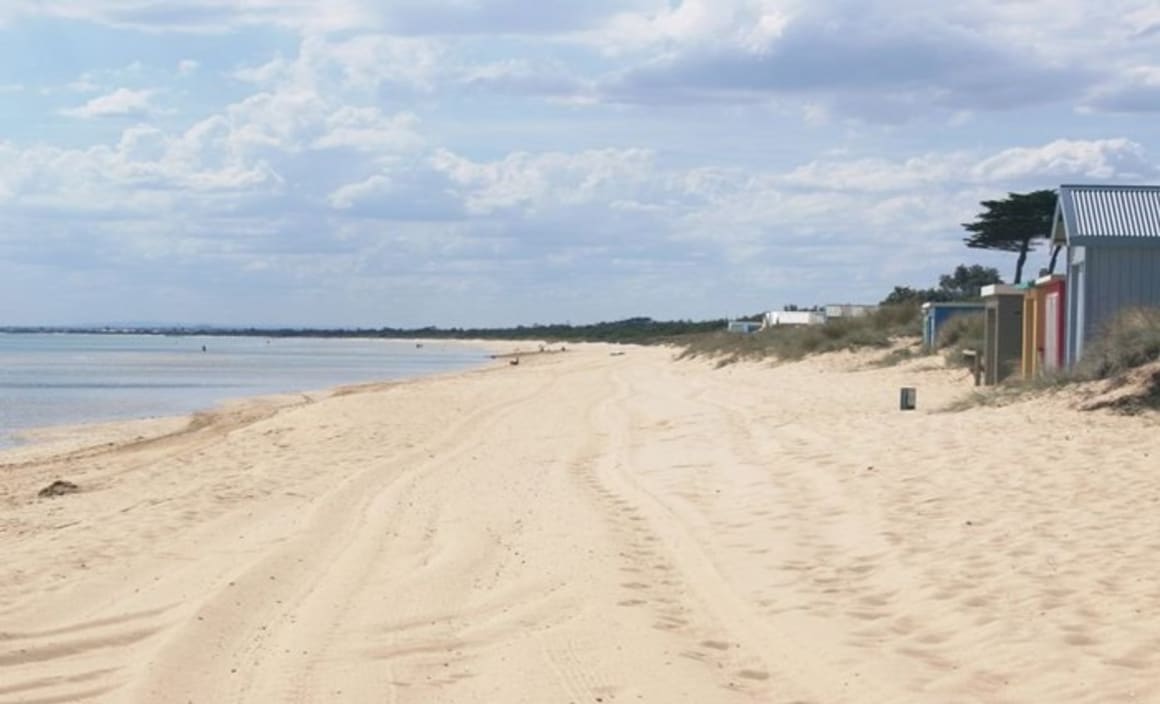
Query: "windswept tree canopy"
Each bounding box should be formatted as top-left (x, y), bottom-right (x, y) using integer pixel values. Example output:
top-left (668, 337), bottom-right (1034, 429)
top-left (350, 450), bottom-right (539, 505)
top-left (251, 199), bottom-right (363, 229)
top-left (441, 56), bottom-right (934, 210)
top-left (962, 190), bottom-right (1056, 284)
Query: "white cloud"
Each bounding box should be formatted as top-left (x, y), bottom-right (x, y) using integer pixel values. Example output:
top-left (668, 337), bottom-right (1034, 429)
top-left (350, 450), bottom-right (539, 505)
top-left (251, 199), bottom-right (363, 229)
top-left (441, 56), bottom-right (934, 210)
top-left (596, 0), bottom-right (799, 53)
top-left (1086, 65), bottom-right (1160, 113)
top-left (325, 35), bottom-right (445, 92)
top-left (5, 2), bottom-right (1160, 326)
top-left (457, 59), bottom-right (586, 97)
top-left (972, 139), bottom-right (1157, 182)
top-left (428, 148), bottom-right (655, 214)
top-left (1127, 5), bottom-right (1160, 37)
top-left (328, 147), bottom-right (659, 219)
top-left (778, 139), bottom-right (1157, 193)
top-left (230, 35), bottom-right (445, 111)
top-left (0, 121), bottom-right (277, 214)
top-left (0, 83), bottom-right (22, 94)
top-left (5, 0), bottom-right (651, 36)
top-left (312, 108), bottom-right (423, 153)
top-left (61, 63), bottom-right (143, 95)
top-left (559, 0), bottom-right (1160, 121)
top-left (5, 45), bottom-right (427, 217)
top-left (23, 2), bottom-right (1157, 121)
top-left (596, 9), bottom-right (1083, 117)
top-left (61, 87), bottom-right (157, 118)
top-left (780, 155), bottom-right (971, 193)
top-left (327, 137), bottom-right (1153, 288)
top-left (231, 56), bottom-right (291, 85)
top-left (66, 78), bottom-right (104, 93)
top-left (223, 89), bottom-right (329, 152)
top-left (213, 85), bottom-right (423, 160)
top-left (13, 0), bottom-right (377, 33)
top-left (328, 174), bottom-right (392, 210)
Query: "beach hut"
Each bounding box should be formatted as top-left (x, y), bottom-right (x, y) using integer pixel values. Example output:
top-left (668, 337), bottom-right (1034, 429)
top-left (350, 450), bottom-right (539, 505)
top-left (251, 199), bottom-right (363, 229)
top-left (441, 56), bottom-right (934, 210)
top-left (981, 284), bottom-right (1025, 385)
top-left (1020, 283), bottom-right (1036, 379)
top-left (726, 320), bottom-right (762, 334)
top-left (1053, 184), bottom-right (1160, 366)
top-left (1039, 275), bottom-right (1067, 371)
top-left (921, 302), bottom-right (985, 351)
top-left (1021, 275), bottom-right (1066, 379)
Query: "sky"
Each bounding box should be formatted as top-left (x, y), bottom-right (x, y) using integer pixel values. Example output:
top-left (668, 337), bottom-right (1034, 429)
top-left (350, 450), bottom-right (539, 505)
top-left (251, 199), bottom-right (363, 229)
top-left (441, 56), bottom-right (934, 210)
top-left (1, 1), bottom-right (1159, 328)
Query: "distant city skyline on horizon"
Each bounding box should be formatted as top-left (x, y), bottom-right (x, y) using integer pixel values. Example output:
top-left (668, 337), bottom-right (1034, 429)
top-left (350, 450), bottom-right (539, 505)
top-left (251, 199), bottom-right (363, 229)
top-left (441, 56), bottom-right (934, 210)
top-left (2, 1), bottom-right (1158, 328)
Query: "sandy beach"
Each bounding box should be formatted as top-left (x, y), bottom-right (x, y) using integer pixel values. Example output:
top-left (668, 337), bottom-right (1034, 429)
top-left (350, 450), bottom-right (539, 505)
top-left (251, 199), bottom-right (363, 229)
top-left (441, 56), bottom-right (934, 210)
top-left (2, 344), bottom-right (1158, 703)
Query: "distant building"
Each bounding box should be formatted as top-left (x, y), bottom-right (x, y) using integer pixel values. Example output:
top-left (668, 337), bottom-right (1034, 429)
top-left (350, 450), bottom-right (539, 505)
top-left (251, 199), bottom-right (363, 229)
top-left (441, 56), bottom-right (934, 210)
top-left (726, 320), bottom-right (763, 334)
top-left (824, 304), bottom-right (878, 319)
top-left (763, 310), bottom-right (825, 328)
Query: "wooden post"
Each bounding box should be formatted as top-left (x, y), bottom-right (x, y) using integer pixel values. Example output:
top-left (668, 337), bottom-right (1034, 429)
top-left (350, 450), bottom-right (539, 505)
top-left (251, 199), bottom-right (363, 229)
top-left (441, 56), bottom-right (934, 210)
top-left (962, 349), bottom-right (982, 386)
top-left (899, 387), bottom-right (917, 410)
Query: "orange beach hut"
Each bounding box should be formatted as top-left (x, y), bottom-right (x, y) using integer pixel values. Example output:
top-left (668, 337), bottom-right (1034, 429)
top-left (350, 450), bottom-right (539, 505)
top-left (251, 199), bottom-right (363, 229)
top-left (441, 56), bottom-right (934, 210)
top-left (1021, 275), bottom-right (1066, 379)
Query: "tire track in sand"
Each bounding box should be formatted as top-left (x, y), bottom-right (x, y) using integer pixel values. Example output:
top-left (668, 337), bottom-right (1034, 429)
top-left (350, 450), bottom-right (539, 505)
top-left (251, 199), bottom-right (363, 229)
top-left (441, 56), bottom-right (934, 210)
top-left (567, 364), bottom-right (785, 702)
top-left (128, 370), bottom-right (564, 704)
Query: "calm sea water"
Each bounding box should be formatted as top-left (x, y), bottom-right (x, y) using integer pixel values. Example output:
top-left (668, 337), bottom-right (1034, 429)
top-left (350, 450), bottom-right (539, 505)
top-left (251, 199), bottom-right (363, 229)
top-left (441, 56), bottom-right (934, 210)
top-left (0, 334), bottom-right (489, 447)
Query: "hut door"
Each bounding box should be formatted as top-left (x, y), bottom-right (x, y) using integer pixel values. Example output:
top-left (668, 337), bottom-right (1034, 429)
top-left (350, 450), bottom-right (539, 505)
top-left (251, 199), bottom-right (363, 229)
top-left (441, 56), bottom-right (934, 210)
top-left (1045, 292), bottom-right (1060, 370)
top-left (1074, 265), bottom-right (1086, 362)
top-left (985, 307), bottom-right (998, 385)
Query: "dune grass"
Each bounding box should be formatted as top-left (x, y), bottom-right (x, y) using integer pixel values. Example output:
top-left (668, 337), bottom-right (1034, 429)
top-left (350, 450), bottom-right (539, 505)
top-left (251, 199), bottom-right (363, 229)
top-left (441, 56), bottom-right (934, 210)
top-left (1074, 308), bottom-right (1160, 381)
top-left (1070, 308), bottom-right (1160, 413)
top-left (679, 305), bottom-right (922, 366)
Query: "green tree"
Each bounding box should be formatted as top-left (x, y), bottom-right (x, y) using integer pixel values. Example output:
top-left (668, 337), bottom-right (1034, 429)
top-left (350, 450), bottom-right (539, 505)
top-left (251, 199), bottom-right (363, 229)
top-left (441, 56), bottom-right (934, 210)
top-left (880, 264), bottom-right (1004, 306)
top-left (962, 190), bottom-right (1056, 284)
top-left (937, 264), bottom-right (1003, 300)
top-left (881, 285), bottom-right (950, 306)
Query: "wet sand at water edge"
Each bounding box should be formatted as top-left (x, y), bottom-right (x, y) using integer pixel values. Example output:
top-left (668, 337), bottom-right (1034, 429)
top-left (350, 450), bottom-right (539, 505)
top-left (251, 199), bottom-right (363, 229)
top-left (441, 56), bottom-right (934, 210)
top-left (2, 344), bottom-right (1158, 703)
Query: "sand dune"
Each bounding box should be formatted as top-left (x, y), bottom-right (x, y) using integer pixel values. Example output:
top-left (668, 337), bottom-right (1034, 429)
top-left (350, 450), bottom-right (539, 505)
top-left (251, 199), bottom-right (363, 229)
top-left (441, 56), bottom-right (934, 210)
top-left (2, 344), bottom-right (1158, 703)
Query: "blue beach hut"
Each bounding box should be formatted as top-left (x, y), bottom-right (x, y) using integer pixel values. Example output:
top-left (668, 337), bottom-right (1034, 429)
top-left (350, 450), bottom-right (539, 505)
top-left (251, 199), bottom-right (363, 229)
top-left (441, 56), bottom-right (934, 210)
top-left (921, 302), bottom-right (985, 351)
top-left (1052, 184), bottom-right (1160, 366)
top-left (726, 320), bottom-right (762, 334)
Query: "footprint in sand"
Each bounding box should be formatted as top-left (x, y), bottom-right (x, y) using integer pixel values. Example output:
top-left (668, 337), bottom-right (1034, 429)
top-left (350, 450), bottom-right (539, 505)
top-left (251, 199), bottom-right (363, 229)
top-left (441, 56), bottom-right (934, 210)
top-left (700, 640), bottom-right (732, 651)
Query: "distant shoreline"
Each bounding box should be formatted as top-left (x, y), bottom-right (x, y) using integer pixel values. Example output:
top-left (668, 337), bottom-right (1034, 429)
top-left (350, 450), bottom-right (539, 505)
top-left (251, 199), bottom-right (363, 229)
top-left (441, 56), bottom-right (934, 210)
top-left (0, 316), bottom-right (724, 345)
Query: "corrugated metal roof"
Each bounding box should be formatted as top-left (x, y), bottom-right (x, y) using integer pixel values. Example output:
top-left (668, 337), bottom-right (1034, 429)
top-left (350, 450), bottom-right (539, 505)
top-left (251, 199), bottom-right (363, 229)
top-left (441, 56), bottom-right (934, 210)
top-left (1056, 184), bottom-right (1160, 244)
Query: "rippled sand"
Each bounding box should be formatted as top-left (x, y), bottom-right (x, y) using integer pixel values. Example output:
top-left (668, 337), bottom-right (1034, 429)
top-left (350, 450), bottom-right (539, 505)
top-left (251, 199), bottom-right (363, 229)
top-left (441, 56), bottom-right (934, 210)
top-left (2, 344), bottom-right (1157, 703)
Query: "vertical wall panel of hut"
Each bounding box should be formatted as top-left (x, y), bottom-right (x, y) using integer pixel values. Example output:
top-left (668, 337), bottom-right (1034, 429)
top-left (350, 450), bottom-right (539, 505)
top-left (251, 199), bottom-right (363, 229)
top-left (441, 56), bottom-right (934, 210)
top-left (982, 285), bottom-right (1025, 385)
top-left (1079, 247), bottom-right (1160, 358)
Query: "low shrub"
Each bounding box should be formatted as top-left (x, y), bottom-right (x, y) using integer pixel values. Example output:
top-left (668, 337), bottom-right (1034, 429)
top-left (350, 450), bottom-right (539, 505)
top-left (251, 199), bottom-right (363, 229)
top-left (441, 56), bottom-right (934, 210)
top-left (939, 313), bottom-right (984, 368)
top-left (868, 345), bottom-right (921, 368)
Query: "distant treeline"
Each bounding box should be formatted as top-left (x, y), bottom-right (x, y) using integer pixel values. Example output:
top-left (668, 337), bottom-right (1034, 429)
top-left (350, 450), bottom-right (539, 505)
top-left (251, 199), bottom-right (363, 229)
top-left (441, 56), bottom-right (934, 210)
top-left (0, 317), bottom-right (726, 344)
